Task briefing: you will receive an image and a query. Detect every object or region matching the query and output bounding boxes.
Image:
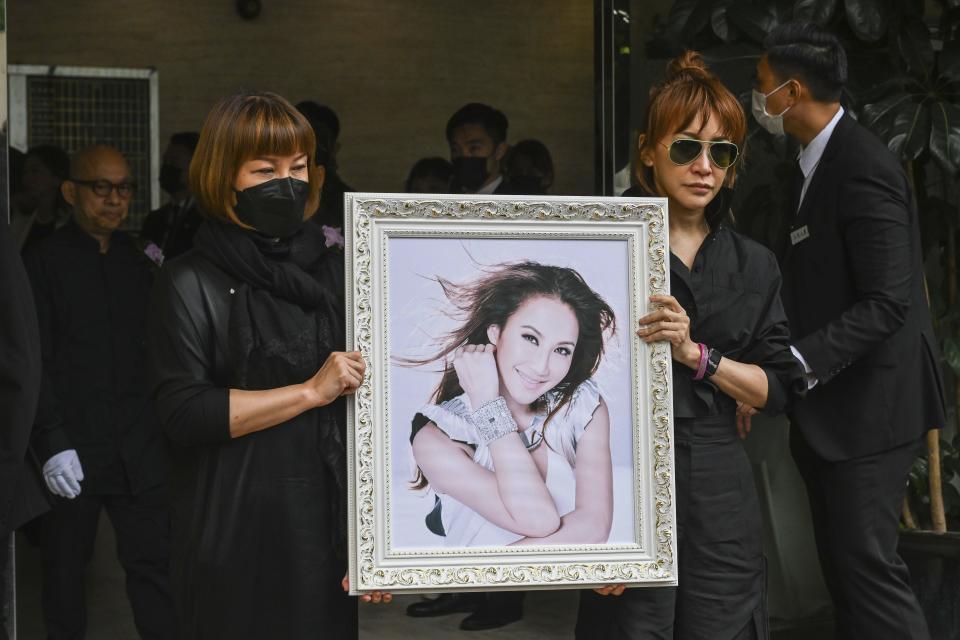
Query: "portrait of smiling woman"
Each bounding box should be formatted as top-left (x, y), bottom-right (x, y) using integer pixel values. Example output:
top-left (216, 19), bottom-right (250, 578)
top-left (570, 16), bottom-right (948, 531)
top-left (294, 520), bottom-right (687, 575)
top-left (398, 259), bottom-right (621, 548)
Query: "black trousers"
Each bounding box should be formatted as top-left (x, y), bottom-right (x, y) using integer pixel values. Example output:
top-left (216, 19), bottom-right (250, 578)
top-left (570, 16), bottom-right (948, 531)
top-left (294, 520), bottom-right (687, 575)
top-left (40, 485), bottom-right (174, 640)
top-left (790, 427), bottom-right (929, 640)
top-left (576, 417), bottom-right (767, 640)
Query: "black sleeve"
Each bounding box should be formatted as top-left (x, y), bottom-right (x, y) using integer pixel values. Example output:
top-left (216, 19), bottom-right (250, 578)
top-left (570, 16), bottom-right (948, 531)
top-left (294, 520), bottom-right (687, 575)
top-left (0, 221), bottom-right (43, 491)
top-left (147, 267), bottom-right (231, 447)
top-left (22, 245), bottom-right (73, 463)
top-left (795, 167), bottom-right (913, 384)
top-left (410, 413), bottom-right (430, 444)
top-left (738, 253), bottom-right (804, 415)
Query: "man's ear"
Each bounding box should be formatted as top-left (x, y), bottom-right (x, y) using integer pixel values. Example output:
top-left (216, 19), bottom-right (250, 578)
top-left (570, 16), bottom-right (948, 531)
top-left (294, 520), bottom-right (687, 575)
top-left (494, 142), bottom-right (509, 163)
top-left (61, 180), bottom-right (77, 208)
top-left (788, 79), bottom-right (803, 104)
top-left (486, 324), bottom-right (501, 345)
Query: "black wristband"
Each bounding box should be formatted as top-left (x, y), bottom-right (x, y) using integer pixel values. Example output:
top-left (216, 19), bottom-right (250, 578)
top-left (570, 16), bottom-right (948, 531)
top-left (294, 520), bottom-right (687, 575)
top-left (704, 348), bottom-right (722, 378)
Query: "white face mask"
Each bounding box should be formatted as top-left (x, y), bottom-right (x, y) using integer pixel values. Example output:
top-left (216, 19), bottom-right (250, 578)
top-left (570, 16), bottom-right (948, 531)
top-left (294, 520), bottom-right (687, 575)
top-left (751, 79), bottom-right (794, 136)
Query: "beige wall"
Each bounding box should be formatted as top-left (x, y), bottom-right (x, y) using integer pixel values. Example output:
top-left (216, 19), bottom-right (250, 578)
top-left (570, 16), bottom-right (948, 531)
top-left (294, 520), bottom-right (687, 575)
top-left (8, 1), bottom-right (595, 197)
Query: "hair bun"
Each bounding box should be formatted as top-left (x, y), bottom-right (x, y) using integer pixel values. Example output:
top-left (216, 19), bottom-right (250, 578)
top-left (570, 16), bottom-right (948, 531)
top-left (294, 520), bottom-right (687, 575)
top-left (664, 51), bottom-right (711, 82)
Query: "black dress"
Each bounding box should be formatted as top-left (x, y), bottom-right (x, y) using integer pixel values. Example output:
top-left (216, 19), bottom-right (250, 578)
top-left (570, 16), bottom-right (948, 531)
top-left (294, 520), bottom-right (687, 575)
top-left (147, 221), bottom-right (355, 639)
top-left (576, 188), bottom-right (803, 640)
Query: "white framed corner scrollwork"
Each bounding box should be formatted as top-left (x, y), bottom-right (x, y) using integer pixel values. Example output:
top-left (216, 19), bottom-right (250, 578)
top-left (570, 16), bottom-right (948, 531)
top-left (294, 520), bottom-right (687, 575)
top-left (345, 193), bottom-right (676, 594)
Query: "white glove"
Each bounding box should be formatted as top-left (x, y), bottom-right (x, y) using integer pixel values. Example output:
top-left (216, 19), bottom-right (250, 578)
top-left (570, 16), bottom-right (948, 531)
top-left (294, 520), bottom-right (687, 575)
top-left (42, 449), bottom-right (85, 499)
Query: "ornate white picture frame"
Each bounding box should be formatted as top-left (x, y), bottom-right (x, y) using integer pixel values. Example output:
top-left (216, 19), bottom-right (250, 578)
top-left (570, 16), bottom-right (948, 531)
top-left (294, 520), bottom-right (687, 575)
top-left (345, 193), bottom-right (676, 593)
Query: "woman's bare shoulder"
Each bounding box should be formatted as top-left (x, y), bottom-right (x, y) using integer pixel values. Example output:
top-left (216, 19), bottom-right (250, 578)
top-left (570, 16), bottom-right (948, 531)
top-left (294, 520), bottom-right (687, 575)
top-left (412, 421), bottom-right (474, 457)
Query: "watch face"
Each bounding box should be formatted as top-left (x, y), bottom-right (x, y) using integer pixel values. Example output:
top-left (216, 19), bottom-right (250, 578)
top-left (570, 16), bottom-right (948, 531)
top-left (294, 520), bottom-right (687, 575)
top-left (706, 348), bottom-right (722, 377)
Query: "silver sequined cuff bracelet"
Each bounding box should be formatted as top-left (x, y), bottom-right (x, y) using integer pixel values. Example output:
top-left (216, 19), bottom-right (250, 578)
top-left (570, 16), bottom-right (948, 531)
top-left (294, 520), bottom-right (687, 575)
top-left (470, 396), bottom-right (519, 445)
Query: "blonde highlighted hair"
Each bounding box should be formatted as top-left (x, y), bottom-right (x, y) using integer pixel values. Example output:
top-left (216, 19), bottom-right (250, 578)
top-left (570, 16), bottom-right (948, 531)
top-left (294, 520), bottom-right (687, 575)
top-left (189, 91), bottom-right (322, 226)
top-left (635, 51), bottom-right (747, 194)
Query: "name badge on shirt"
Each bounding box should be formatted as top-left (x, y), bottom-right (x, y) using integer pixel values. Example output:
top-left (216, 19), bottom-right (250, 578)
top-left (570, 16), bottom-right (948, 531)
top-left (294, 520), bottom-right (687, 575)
top-left (790, 225), bottom-right (810, 246)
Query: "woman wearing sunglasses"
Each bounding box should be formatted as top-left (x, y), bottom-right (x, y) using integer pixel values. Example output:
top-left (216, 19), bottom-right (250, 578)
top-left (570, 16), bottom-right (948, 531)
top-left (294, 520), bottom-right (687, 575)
top-left (576, 52), bottom-right (802, 639)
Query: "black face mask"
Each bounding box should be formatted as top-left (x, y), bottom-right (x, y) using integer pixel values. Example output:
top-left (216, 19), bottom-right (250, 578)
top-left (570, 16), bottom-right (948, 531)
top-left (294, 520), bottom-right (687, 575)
top-left (451, 156), bottom-right (489, 192)
top-left (233, 177), bottom-right (309, 239)
top-left (159, 164), bottom-right (185, 196)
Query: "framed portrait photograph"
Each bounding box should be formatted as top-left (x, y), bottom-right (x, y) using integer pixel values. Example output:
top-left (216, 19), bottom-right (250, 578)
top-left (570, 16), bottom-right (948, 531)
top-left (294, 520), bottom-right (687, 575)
top-left (345, 193), bottom-right (676, 594)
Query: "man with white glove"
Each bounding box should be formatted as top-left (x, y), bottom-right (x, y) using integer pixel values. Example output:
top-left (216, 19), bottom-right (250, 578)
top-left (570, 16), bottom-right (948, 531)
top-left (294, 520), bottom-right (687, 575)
top-left (41, 449), bottom-right (84, 500)
top-left (24, 146), bottom-right (173, 639)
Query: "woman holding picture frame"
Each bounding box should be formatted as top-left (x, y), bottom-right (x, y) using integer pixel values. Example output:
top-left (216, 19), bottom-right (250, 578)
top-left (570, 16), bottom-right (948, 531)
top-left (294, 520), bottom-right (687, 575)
top-left (577, 52), bottom-right (803, 639)
top-left (147, 91), bottom-right (387, 640)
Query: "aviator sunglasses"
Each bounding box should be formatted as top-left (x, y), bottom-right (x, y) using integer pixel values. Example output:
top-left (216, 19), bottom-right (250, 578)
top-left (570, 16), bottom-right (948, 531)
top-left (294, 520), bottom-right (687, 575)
top-left (662, 138), bottom-right (739, 169)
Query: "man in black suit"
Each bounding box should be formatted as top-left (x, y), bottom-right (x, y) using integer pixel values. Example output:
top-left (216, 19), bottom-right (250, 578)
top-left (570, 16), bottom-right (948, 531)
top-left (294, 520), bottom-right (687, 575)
top-left (446, 102), bottom-right (512, 195)
top-left (754, 23), bottom-right (945, 639)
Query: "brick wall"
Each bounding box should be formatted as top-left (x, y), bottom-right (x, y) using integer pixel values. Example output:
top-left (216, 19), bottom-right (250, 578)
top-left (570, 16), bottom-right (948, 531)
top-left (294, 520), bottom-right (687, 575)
top-left (8, 1), bottom-right (595, 199)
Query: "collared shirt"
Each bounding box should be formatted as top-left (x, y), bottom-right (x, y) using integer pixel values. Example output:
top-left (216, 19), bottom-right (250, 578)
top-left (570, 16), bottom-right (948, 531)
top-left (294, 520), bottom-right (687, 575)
top-left (796, 106), bottom-right (844, 210)
top-left (476, 174), bottom-right (504, 195)
top-left (670, 223), bottom-right (802, 418)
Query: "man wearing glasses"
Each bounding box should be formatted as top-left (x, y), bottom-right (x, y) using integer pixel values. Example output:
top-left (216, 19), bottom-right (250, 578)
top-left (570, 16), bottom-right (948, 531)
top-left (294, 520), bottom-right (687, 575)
top-left (24, 145), bottom-right (173, 639)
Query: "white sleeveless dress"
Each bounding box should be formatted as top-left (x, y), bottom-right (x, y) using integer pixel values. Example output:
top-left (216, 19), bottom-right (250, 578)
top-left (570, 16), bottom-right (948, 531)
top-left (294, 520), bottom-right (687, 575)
top-left (418, 378), bottom-right (602, 547)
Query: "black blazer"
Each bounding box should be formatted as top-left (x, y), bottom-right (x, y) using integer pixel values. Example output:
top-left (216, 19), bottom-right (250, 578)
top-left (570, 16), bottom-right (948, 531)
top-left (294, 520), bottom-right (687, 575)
top-left (780, 113), bottom-right (946, 461)
top-left (0, 221), bottom-right (49, 536)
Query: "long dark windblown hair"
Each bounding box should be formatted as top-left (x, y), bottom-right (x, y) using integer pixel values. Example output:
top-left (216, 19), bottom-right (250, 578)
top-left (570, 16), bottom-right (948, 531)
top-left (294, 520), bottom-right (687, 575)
top-left (403, 261), bottom-right (616, 488)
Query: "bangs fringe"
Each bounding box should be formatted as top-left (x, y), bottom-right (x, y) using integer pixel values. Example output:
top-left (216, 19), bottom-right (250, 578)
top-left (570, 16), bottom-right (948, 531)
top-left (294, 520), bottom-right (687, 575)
top-left (189, 91), bottom-right (321, 226)
top-left (635, 69), bottom-right (747, 196)
top-left (239, 98), bottom-right (314, 160)
top-left (651, 81), bottom-right (746, 146)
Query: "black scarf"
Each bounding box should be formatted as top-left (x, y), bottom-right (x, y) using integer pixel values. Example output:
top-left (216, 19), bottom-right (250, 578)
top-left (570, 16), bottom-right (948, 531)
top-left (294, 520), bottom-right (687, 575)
top-left (194, 220), bottom-right (349, 551)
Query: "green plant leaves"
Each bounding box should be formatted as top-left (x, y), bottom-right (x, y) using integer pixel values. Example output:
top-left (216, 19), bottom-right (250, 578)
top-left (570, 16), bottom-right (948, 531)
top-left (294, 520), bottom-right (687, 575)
top-left (844, 0), bottom-right (888, 42)
top-left (726, 2), bottom-right (779, 45)
top-left (666, 0), bottom-right (712, 42)
top-left (940, 40), bottom-right (960, 82)
top-left (943, 336), bottom-right (960, 376)
top-left (896, 18), bottom-right (935, 79)
top-left (793, 0), bottom-right (839, 25)
top-left (711, 0), bottom-right (740, 43)
top-left (889, 102), bottom-right (932, 161)
top-left (930, 100), bottom-right (960, 176)
top-left (863, 92), bottom-right (913, 128)
top-left (863, 92), bottom-right (932, 162)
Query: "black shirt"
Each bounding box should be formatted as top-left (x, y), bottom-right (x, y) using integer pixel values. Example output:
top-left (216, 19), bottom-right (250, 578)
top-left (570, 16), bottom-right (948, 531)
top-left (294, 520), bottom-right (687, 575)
top-left (625, 186), bottom-right (802, 419)
top-left (671, 223), bottom-right (801, 418)
top-left (23, 220), bottom-right (166, 494)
